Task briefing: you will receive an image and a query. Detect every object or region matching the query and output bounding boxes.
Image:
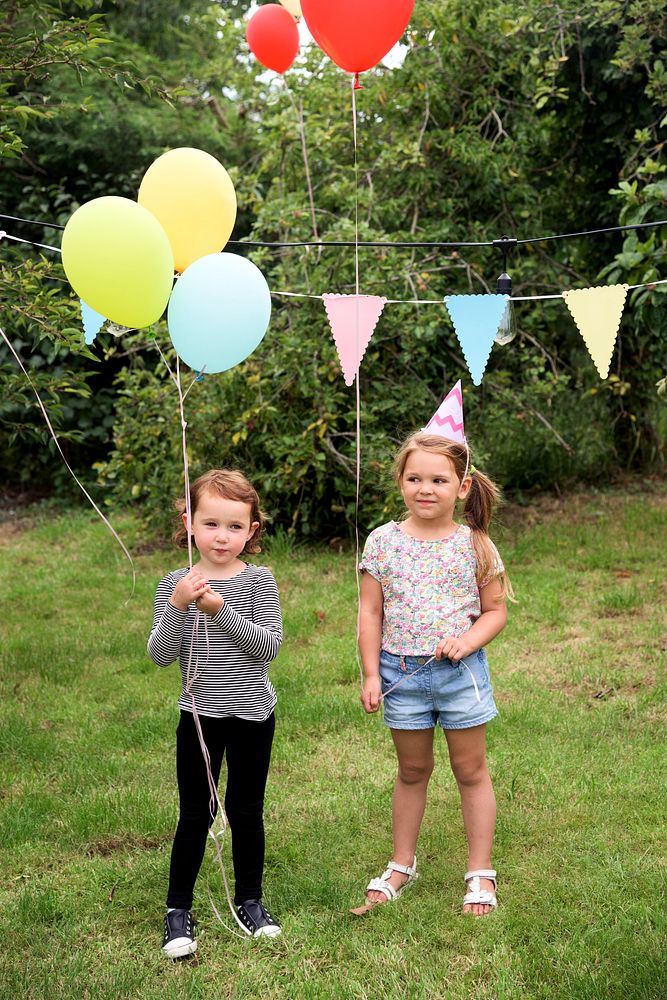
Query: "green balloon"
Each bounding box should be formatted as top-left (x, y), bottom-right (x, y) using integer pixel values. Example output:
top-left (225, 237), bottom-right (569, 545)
top-left (62, 197), bottom-right (174, 328)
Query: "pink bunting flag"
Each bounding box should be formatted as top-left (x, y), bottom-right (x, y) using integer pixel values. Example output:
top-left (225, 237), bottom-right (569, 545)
top-left (423, 379), bottom-right (466, 443)
top-left (562, 283), bottom-right (629, 379)
top-left (322, 294), bottom-right (386, 385)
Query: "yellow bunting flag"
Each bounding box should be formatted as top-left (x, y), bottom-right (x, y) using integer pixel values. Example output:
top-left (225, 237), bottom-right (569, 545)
top-left (562, 283), bottom-right (629, 379)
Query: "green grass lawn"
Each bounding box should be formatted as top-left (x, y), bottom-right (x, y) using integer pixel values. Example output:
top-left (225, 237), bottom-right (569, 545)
top-left (1, 488), bottom-right (666, 1000)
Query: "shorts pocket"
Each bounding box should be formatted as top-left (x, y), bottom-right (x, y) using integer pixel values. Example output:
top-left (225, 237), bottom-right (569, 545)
top-left (379, 652), bottom-right (401, 693)
top-left (475, 648), bottom-right (490, 684)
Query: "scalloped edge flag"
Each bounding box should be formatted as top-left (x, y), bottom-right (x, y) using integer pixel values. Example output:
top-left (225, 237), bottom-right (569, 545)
top-left (80, 299), bottom-right (106, 346)
top-left (423, 379), bottom-right (465, 443)
top-left (322, 294), bottom-right (386, 385)
top-left (562, 283), bottom-right (628, 379)
top-left (444, 293), bottom-right (508, 385)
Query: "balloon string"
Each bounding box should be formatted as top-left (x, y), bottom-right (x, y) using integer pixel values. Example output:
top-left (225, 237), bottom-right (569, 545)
top-left (0, 322), bottom-right (136, 599)
top-left (156, 343), bottom-right (244, 935)
top-left (281, 81), bottom-right (320, 253)
top-left (192, 693), bottom-right (250, 938)
top-left (175, 358), bottom-right (194, 569)
top-left (352, 77), bottom-right (364, 686)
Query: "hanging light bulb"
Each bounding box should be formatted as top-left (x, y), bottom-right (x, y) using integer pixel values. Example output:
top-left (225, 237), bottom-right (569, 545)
top-left (491, 236), bottom-right (518, 346)
top-left (494, 269), bottom-right (517, 345)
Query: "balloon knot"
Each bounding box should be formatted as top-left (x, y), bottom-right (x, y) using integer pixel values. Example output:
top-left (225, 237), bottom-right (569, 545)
top-left (353, 72), bottom-right (363, 90)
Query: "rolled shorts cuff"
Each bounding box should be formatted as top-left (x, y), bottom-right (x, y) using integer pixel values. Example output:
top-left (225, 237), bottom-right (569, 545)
top-left (437, 707), bottom-right (498, 731)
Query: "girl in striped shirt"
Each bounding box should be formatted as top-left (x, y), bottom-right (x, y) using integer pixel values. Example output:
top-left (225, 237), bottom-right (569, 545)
top-left (148, 469), bottom-right (283, 956)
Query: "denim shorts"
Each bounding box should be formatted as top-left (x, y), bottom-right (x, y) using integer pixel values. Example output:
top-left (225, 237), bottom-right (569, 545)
top-left (379, 648), bottom-right (498, 731)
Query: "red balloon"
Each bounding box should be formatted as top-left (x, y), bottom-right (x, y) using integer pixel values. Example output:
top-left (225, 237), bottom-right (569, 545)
top-left (301, 0), bottom-right (414, 74)
top-left (246, 4), bottom-right (300, 74)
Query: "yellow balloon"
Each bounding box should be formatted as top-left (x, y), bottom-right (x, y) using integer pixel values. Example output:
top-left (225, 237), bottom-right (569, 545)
top-left (279, 0), bottom-right (302, 16)
top-left (61, 197), bottom-right (174, 328)
top-left (138, 148), bottom-right (237, 272)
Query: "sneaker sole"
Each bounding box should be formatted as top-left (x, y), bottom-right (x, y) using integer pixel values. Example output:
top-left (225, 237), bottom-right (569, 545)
top-left (163, 938), bottom-right (197, 958)
top-left (254, 925), bottom-right (281, 938)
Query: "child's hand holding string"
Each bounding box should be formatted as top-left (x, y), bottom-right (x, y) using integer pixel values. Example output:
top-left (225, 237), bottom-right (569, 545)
top-left (195, 585), bottom-right (224, 617)
top-left (361, 675), bottom-right (382, 713)
top-left (168, 569), bottom-right (209, 610)
top-left (434, 635), bottom-right (474, 663)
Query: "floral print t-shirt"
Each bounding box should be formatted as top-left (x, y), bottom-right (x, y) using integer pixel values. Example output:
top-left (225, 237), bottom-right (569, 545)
top-left (359, 521), bottom-right (504, 655)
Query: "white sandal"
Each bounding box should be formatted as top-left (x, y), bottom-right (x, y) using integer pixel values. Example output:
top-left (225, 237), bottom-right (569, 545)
top-left (349, 857), bottom-right (418, 915)
top-left (463, 868), bottom-right (497, 912)
top-left (367, 856), bottom-right (418, 902)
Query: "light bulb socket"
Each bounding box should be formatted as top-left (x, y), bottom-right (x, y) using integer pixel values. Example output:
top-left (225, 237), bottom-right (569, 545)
top-left (496, 271), bottom-right (512, 295)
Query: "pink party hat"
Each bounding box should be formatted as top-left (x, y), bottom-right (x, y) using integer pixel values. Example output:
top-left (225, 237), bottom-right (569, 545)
top-left (423, 380), bottom-right (465, 443)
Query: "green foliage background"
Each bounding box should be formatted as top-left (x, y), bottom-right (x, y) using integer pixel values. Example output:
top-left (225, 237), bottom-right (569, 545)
top-left (1, 0), bottom-right (666, 535)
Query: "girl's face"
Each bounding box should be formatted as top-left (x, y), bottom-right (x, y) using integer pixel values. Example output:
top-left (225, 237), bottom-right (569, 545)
top-left (400, 449), bottom-right (471, 526)
top-left (185, 491), bottom-right (259, 575)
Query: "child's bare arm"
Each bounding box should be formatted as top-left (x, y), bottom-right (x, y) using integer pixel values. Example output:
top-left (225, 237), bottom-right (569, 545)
top-left (359, 572), bottom-right (384, 712)
top-left (434, 577), bottom-right (507, 661)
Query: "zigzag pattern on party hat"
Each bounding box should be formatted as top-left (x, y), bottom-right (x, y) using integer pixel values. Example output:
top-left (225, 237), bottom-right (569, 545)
top-left (423, 379), bottom-right (465, 443)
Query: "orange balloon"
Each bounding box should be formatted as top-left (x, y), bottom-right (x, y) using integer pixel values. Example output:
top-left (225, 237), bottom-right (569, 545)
top-left (138, 148), bottom-right (237, 273)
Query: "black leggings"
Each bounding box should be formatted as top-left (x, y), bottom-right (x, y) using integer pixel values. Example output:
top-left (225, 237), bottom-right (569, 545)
top-left (166, 709), bottom-right (275, 909)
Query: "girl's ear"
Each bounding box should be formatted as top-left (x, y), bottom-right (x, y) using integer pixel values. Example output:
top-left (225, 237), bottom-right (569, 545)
top-left (182, 511), bottom-right (189, 532)
top-left (458, 476), bottom-right (472, 500)
top-left (248, 520), bottom-right (260, 540)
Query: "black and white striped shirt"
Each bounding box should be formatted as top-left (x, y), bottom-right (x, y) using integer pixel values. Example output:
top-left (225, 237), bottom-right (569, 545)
top-left (147, 564), bottom-right (282, 721)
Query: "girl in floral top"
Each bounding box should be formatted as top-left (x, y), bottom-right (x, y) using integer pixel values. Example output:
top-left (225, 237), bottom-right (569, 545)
top-left (356, 432), bottom-right (512, 917)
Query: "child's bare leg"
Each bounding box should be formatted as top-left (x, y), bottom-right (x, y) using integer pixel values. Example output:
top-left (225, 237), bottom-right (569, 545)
top-left (445, 724), bottom-right (496, 916)
top-left (367, 728), bottom-right (434, 903)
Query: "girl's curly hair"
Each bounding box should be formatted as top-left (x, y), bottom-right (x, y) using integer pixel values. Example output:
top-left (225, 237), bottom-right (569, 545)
top-left (173, 469), bottom-right (266, 555)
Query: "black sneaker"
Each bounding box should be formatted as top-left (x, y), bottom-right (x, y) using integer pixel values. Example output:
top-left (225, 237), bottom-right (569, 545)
top-left (162, 908), bottom-right (197, 957)
top-left (236, 899), bottom-right (281, 938)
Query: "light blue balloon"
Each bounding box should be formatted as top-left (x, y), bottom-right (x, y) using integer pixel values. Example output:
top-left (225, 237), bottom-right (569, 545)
top-left (167, 253), bottom-right (271, 373)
